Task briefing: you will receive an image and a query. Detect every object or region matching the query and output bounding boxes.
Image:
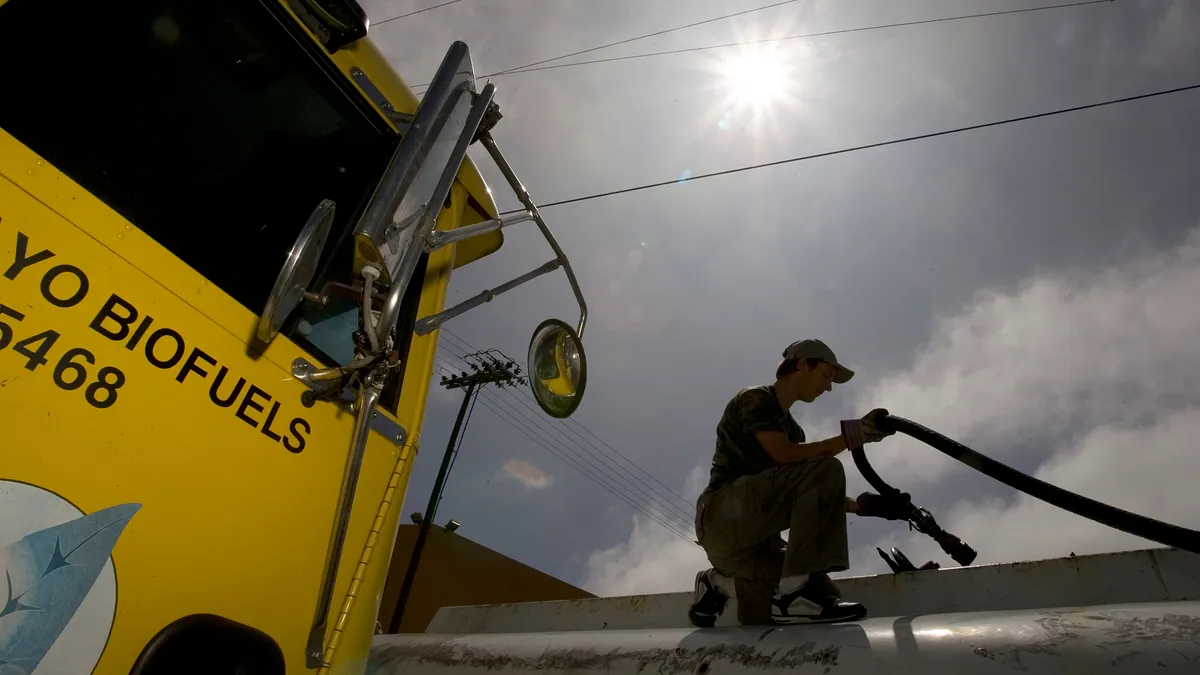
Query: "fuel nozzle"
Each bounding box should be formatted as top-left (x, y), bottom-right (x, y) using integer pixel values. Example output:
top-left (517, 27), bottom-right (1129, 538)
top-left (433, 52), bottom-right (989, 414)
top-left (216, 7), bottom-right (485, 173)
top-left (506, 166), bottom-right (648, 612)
top-left (909, 506), bottom-right (978, 566)
top-left (934, 530), bottom-right (978, 566)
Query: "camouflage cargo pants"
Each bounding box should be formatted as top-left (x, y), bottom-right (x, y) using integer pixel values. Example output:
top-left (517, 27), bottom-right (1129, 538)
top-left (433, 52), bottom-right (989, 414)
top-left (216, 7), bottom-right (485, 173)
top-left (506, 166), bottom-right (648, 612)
top-left (694, 457), bottom-right (849, 624)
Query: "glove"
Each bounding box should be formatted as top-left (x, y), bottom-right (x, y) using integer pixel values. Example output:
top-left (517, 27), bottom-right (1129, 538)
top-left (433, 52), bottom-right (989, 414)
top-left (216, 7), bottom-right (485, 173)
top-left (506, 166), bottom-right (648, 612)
top-left (856, 491), bottom-right (911, 520)
top-left (841, 408), bottom-right (894, 448)
top-left (861, 408), bottom-right (895, 442)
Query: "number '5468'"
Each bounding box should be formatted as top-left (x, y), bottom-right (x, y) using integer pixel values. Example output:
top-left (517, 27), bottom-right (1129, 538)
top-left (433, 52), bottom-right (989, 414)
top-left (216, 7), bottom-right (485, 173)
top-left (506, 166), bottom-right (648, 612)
top-left (0, 304), bottom-right (126, 409)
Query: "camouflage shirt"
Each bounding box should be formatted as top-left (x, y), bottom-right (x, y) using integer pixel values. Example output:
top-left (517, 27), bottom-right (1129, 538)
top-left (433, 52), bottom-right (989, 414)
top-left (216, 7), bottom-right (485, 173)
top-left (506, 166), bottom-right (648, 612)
top-left (705, 385), bottom-right (806, 492)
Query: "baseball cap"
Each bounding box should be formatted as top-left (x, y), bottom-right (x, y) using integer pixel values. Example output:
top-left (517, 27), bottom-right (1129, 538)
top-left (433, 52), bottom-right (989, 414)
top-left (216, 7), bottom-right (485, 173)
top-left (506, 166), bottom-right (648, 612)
top-left (783, 339), bottom-right (855, 384)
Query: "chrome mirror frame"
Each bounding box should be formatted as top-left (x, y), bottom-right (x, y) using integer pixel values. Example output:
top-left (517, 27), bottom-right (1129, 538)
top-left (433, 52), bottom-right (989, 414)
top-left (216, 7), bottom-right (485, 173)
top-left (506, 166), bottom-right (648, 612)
top-left (256, 199), bottom-right (336, 344)
top-left (527, 318), bottom-right (588, 419)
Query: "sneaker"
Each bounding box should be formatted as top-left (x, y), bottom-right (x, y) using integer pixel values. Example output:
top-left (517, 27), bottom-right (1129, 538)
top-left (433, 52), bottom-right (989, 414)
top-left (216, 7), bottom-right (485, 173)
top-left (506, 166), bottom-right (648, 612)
top-left (687, 569), bottom-right (729, 627)
top-left (772, 576), bottom-right (866, 624)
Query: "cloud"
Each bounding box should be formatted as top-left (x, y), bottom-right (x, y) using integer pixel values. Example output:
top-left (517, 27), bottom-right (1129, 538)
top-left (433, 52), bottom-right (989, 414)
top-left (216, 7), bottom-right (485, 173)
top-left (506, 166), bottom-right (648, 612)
top-left (502, 458), bottom-right (553, 489)
top-left (581, 464), bottom-right (709, 596)
top-left (857, 226), bottom-right (1200, 489)
top-left (580, 225), bottom-right (1200, 596)
top-left (580, 502), bottom-right (710, 597)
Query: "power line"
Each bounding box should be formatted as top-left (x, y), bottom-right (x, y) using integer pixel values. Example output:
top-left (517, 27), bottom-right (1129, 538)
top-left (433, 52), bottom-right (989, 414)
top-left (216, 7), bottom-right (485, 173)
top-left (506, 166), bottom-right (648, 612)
top-left (471, 387), bottom-right (699, 546)
top-left (476, 381), bottom-right (697, 539)
top-left (500, 81), bottom-right (1200, 213)
top-left (492, 0), bottom-right (1113, 79)
top-left (437, 342), bottom-right (698, 527)
top-left (492, 0), bottom-right (802, 76)
top-left (412, 0), bottom-right (803, 89)
top-left (440, 334), bottom-right (693, 512)
top-left (375, 0), bottom-right (463, 27)
top-left (433, 360), bottom-right (699, 545)
top-left (440, 329), bottom-right (697, 513)
top-left (434, 345), bottom-right (696, 526)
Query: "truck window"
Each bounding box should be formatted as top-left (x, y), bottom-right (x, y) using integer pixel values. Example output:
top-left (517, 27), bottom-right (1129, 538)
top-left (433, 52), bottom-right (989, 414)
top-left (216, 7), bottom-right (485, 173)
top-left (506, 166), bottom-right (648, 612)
top-left (0, 0), bottom-right (399, 331)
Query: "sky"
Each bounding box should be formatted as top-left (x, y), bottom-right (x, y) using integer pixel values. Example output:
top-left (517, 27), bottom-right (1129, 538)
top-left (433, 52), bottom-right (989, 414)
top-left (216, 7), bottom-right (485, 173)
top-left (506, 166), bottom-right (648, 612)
top-left (361, 0), bottom-right (1200, 597)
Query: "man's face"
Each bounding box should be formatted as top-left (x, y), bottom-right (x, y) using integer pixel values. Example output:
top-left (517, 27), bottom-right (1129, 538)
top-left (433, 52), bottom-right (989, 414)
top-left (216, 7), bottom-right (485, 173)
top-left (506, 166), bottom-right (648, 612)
top-left (795, 361), bottom-right (838, 402)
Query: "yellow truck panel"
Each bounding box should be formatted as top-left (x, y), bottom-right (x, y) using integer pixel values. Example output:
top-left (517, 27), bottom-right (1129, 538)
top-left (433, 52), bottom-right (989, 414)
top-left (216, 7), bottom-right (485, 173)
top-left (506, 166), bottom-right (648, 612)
top-left (0, 2), bottom-right (589, 673)
top-left (0, 124), bottom-right (466, 673)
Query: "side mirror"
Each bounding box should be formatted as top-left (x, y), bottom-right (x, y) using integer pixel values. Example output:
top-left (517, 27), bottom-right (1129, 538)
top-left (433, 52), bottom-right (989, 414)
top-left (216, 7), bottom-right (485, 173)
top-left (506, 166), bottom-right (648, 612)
top-left (527, 318), bottom-right (587, 419)
top-left (257, 199), bottom-right (336, 344)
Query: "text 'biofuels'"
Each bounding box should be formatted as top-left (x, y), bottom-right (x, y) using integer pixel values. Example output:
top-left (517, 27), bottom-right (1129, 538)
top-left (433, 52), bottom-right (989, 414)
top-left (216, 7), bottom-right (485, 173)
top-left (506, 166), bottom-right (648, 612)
top-left (2, 227), bottom-right (311, 453)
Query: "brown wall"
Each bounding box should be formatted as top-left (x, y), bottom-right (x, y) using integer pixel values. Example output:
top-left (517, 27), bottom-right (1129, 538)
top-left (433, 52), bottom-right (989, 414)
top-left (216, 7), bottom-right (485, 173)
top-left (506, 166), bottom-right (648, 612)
top-left (378, 524), bottom-right (595, 633)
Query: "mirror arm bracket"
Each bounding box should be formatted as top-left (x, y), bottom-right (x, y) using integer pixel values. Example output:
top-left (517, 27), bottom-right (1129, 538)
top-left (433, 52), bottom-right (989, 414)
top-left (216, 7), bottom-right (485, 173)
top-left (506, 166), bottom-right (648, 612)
top-left (414, 258), bottom-right (562, 336)
top-left (477, 133), bottom-right (588, 338)
top-left (292, 356), bottom-right (371, 387)
top-left (425, 210), bottom-right (534, 251)
top-left (291, 358), bottom-right (405, 440)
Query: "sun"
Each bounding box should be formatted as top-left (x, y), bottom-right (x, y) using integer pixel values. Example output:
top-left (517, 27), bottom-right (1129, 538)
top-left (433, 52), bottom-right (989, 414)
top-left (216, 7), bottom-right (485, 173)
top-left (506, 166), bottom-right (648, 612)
top-left (685, 18), bottom-right (831, 148)
top-left (718, 46), bottom-right (791, 109)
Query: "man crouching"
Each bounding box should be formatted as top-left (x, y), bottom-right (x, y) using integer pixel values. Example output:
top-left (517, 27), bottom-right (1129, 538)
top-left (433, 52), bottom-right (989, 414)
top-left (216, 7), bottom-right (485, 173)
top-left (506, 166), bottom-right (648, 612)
top-left (688, 338), bottom-right (903, 627)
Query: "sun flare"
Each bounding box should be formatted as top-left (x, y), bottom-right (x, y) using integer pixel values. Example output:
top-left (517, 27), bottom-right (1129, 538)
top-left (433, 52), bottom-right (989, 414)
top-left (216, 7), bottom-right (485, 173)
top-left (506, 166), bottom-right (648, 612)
top-left (690, 20), bottom-right (827, 145)
top-left (719, 47), bottom-right (790, 108)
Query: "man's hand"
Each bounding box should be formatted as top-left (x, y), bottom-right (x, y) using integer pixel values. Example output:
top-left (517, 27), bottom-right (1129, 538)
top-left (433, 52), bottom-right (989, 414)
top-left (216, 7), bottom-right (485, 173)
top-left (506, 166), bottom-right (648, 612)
top-left (861, 408), bottom-right (895, 443)
top-left (840, 408), bottom-right (894, 449)
top-left (855, 491), bottom-right (911, 520)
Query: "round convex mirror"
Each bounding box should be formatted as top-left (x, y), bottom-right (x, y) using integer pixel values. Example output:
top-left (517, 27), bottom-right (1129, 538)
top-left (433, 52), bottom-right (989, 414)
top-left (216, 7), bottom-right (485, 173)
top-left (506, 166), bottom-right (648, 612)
top-left (527, 318), bottom-right (587, 419)
top-left (257, 199), bottom-right (336, 344)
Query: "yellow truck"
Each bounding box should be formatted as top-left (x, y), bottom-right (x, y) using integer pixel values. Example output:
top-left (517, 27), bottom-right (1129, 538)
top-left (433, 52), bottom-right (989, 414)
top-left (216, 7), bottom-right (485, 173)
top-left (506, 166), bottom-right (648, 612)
top-left (0, 1), bottom-right (587, 673)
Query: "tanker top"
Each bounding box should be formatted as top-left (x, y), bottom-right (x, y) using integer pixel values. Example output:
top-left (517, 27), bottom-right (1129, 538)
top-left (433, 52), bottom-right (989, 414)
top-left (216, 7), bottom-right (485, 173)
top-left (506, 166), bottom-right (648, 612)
top-left (369, 548), bottom-right (1200, 673)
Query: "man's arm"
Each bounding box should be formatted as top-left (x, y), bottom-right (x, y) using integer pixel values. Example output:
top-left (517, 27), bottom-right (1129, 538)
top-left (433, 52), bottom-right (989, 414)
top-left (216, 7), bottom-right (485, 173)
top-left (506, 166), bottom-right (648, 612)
top-left (754, 430), bottom-right (848, 464)
top-left (733, 388), bottom-right (850, 464)
top-left (756, 431), bottom-right (860, 513)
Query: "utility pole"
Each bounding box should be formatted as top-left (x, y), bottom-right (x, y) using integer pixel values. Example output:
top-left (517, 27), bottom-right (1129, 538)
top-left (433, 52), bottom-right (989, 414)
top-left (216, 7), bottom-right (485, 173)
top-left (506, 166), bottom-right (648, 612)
top-left (388, 350), bottom-right (525, 633)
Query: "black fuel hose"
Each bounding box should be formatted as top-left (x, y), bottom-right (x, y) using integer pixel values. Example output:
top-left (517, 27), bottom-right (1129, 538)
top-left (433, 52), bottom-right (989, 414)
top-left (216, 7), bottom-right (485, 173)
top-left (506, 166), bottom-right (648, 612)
top-left (851, 433), bottom-right (978, 566)
top-left (856, 413), bottom-right (1200, 557)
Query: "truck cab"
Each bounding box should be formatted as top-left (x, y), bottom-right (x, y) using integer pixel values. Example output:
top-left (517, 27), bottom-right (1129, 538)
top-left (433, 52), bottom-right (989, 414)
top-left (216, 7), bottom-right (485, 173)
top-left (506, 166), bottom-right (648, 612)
top-left (0, 1), bottom-right (587, 673)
